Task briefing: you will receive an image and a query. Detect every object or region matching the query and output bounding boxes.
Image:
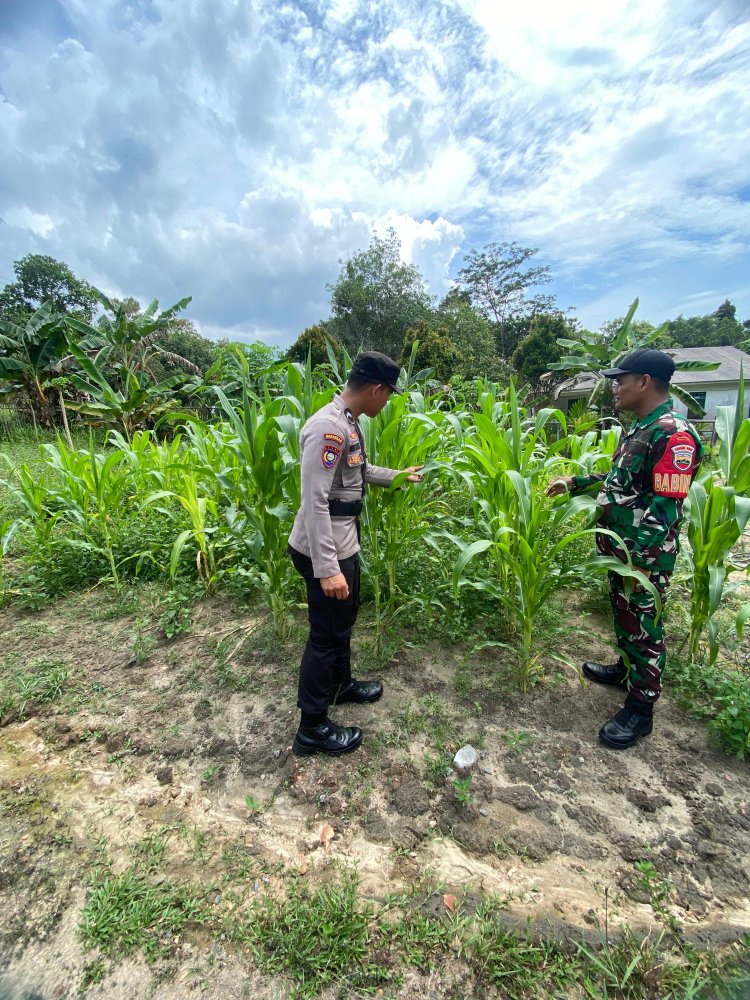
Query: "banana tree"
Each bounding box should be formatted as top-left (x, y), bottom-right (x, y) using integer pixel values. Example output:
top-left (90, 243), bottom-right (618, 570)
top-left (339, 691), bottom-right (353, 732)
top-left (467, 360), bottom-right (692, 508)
top-left (548, 299), bottom-right (720, 414)
top-left (64, 289), bottom-right (196, 380)
top-left (63, 341), bottom-right (185, 439)
top-left (0, 301), bottom-right (69, 430)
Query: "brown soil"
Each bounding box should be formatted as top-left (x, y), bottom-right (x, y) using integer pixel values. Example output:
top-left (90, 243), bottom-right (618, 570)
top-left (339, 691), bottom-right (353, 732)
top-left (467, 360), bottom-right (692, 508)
top-left (1, 589), bottom-right (749, 998)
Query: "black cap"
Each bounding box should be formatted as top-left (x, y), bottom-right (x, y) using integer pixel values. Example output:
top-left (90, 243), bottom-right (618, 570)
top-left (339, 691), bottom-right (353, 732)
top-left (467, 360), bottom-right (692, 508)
top-left (601, 349), bottom-right (675, 383)
top-left (350, 351), bottom-right (403, 394)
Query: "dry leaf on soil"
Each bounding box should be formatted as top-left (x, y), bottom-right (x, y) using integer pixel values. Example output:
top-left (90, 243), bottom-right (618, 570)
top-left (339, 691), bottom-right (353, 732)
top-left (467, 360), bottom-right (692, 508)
top-left (320, 823), bottom-right (335, 849)
top-left (443, 893), bottom-right (456, 913)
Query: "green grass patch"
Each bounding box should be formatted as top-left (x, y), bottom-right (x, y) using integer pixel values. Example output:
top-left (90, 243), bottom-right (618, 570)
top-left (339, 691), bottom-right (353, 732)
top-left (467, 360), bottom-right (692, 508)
top-left (669, 659), bottom-right (750, 758)
top-left (223, 867), bottom-right (750, 999)
top-left (226, 867), bottom-right (389, 998)
top-left (0, 655), bottom-right (71, 723)
top-left (80, 864), bottom-right (210, 961)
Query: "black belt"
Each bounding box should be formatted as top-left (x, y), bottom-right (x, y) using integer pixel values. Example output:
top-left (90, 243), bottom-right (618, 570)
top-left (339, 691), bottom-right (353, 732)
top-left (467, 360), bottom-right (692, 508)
top-left (328, 498), bottom-right (363, 517)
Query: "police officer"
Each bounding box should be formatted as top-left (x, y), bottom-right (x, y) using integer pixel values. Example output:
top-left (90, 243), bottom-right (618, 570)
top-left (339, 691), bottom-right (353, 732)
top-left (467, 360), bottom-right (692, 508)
top-left (288, 351), bottom-right (423, 756)
top-left (547, 349), bottom-right (703, 749)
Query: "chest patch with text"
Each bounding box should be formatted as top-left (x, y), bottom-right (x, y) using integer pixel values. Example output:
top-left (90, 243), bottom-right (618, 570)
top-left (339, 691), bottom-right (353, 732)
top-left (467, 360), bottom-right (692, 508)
top-left (652, 431), bottom-right (697, 497)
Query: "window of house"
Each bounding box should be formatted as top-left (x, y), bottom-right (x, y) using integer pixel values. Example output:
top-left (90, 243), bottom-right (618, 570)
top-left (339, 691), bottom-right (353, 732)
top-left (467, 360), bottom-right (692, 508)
top-left (687, 391), bottom-right (706, 418)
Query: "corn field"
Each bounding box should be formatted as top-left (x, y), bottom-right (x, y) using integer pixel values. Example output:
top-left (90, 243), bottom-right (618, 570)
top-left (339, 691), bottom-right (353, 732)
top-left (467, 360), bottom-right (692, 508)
top-left (2, 359), bottom-right (750, 699)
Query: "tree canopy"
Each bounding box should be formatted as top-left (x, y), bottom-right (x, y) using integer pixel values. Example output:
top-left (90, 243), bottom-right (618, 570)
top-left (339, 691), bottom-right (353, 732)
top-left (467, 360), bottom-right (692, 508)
top-left (328, 228), bottom-right (431, 360)
top-left (0, 254), bottom-right (97, 324)
top-left (455, 242), bottom-right (554, 360)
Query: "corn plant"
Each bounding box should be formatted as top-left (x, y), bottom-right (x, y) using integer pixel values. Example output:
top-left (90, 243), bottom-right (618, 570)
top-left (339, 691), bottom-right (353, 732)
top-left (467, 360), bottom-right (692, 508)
top-left (450, 475), bottom-right (656, 690)
top-left (201, 386), bottom-right (300, 639)
top-left (681, 481), bottom-right (750, 665)
top-left (145, 472), bottom-right (221, 592)
top-left (359, 391), bottom-right (451, 648)
top-left (714, 367), bottom-right (750, 495)
top-left (40, 434), bottom-right (135, 594)
top-left (0, 518), bottom-right (18, 603)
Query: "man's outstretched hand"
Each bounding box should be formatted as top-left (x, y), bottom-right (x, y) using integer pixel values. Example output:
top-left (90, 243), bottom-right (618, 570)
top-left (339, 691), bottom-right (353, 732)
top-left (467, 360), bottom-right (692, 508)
top-left (546, 476), bottom-right (574, 498)
top-left (403, 465), bottom-right (425, 482)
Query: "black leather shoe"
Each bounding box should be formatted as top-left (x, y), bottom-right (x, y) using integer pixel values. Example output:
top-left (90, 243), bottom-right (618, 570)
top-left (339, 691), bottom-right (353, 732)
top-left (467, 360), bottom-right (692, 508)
top-left (292, 719), bottom-right (363, 757)
top-left (334, 679), bottom-right (384, 705)
top-left (582, 660), bottom-right (628, 690)
top-left (599, 705), bottom-right (653, 749)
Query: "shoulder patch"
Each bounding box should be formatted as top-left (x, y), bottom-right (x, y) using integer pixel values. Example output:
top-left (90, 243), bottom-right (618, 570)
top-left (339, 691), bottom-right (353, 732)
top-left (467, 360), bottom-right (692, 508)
top-left (324, 432), bottom-right (344, 445)
top-left (322, 444), bottom-right (341, 469)
top-left (653, 431), bottom-right (697, 497)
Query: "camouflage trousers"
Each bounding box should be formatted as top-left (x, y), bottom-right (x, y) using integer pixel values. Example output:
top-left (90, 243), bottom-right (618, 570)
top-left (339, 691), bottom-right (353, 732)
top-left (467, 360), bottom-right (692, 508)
top-left (608, 569), bottom-right (671, 705)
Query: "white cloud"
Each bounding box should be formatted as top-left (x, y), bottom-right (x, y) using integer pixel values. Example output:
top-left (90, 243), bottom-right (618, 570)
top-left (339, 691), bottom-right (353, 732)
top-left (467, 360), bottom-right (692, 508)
top-left (0, 0), bottom-right (748, 346)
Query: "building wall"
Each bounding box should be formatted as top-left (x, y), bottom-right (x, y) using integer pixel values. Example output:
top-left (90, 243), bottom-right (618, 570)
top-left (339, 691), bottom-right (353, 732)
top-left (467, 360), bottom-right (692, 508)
top-left (671, 385), bottom-right (740, 420)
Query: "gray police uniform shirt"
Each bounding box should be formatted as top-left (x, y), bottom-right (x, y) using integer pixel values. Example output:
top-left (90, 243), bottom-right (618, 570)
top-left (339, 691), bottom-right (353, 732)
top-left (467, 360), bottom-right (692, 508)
top-left (288, 394), bottom-right (399, 578)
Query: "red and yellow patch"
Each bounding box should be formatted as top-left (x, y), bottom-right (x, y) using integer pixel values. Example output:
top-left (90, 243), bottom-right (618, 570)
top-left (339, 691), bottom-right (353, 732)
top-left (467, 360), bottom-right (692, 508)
top-left (347, 452), bottom-right (362, 466)
top-left (324, 432), bottom-right (344, 445)
top-left (322, 444), bottom-right (341, 469)
top-left (653, 431), bottom-right (697, 497)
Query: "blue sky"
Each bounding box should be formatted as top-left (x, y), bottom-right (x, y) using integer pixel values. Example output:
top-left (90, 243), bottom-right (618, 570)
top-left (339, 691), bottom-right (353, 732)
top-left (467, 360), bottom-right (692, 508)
top-left (1, 0), bottom-right (749, 347)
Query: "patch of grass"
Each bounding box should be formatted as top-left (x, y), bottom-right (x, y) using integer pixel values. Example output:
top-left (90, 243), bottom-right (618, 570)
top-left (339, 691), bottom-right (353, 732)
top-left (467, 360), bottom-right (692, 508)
top-left (226, 867), bottom-right (389, 999)
top-left (0, 655), bottom-right (71, 723)
top-left (669, 659), bottom-right (750, 758)
top-left (222, 867), bottom-right (750, 999)
top-left (80, 864), bottom-right (210, 961)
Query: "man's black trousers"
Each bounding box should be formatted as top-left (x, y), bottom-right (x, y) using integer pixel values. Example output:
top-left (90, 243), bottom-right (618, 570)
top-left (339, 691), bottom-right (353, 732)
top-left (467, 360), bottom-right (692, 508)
top-left (289, 545), bottom-right (361, 722)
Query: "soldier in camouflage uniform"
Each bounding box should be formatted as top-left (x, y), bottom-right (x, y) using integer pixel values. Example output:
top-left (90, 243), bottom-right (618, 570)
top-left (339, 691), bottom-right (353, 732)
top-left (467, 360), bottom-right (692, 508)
top-left (547, 349), bottom-right (702, 748)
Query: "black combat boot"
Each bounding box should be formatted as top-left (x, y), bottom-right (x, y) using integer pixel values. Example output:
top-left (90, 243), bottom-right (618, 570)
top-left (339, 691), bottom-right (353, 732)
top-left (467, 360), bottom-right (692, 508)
top-left (582, 659), bottom-right (628, 690)
top-left (293, 719), bottom-right (363, 757)
top-left (334, 679), bottom-right (384, 705)
top-left (599, 699), bottom-right (653, 749)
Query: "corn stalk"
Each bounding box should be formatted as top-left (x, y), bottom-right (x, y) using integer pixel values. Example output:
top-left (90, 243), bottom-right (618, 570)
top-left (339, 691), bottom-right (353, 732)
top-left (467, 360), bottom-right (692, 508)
top-left (682, 482), bottom-right (750, 664)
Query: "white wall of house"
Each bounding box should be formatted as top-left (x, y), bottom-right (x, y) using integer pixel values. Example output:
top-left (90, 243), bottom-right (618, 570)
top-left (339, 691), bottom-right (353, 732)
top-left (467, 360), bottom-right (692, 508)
top-left (558, 383), bottom-right (745, 420)
top-left (671, 384), bottom-right (742, 419)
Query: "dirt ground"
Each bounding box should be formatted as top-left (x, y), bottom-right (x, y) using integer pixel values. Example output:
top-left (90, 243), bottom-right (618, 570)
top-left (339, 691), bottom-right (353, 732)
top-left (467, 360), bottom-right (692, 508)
top-left (1, 588), bottom-right (749, 999)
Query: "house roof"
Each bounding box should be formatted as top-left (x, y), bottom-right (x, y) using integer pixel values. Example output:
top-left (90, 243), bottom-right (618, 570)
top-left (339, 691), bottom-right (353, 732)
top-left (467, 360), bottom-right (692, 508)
top-left (556, 345), bottom-right (750, 396)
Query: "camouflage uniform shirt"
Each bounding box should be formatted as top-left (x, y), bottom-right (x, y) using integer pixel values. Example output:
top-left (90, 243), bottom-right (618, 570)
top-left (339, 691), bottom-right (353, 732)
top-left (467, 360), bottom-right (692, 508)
top-left (571, 400), bottom-right (703, 574)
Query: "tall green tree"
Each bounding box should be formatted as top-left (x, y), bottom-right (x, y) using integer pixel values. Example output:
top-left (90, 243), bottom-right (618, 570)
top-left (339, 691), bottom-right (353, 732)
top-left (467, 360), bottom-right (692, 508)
top-left (455, 242), bottom-right (554, 360)
top-left (286, 324), bottom-right (342, 369)
top-left (0, 254), bottom-right (96, 324)
top-left (510, 312), bottom-right (567, 392)
top-left (667, 301), bottom-right (744, 348)
top-left (400, 320), bottom-right (460, 383)
top-left (435, 290), bottom-right (499, 378)
top-left (328, 228), bottom-right (431, 358)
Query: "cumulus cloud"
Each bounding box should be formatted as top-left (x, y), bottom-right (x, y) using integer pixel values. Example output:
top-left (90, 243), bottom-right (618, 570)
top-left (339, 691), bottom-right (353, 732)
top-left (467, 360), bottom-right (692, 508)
top-left (0, 0), bottom-right (748, 343)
